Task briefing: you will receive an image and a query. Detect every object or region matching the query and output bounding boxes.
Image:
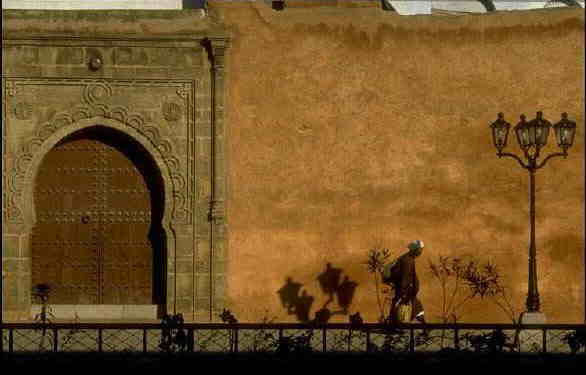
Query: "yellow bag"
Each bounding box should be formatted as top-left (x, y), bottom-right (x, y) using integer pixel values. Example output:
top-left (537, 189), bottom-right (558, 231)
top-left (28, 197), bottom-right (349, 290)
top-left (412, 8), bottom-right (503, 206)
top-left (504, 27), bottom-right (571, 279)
top-left (396, 303), bottom-right (412, 323)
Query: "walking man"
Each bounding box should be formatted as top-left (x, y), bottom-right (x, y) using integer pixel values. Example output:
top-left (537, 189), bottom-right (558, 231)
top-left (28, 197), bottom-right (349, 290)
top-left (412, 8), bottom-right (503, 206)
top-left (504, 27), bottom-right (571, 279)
top-left (386, 240), bottom-right (426, 324)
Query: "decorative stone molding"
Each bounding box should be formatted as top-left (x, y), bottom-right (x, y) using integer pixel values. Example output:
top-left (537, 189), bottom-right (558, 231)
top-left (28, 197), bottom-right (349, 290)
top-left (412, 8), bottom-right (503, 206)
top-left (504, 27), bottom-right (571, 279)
top-left (2, 31), bottom-right (229, 321)
top-left (5, 79), bottom-right (190, 227)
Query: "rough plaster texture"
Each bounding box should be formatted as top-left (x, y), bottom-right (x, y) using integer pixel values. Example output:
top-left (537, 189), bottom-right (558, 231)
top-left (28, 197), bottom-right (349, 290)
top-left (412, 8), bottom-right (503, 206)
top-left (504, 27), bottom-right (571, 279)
top-left (211, 3), bottom-right (585, 323)
top-left (2, 3), bottom-right (584, 323)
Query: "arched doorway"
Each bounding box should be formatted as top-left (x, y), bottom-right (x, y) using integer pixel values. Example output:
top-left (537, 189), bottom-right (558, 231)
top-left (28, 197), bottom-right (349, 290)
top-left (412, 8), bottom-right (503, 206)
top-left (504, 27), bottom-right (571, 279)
top-left (31, 126), bottom-right (166, 311)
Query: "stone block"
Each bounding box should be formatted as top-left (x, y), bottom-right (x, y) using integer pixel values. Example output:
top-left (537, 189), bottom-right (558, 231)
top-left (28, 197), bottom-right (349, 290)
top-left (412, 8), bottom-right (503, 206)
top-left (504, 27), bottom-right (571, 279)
top-left (213, 297), bottom-right (226, 312)
top-left (167, 275), bottom-right (175, 298)
top-left (30, 305), bottom-right (158, 320)
top-left (176, 298), bottom-right (194, 315)
top-left (176, 235), bottom-right (194, 257)
top-left (196, 298), bottom-right (211, 312)
top-left (195, 274), bottom-right (211, 296)
top-left (2, 235), bottom-right (20, 257)
top-left (18, 258), bottom-right (31, 273)
top-left (194, 309), bottom-right (210, 322)
top-left (212, 259), bottom-right (225, 275)
top-left (176, 273), bottom-right (194, 298)
top-left (56, 47), bottom-right (84, 65)
top-left (122, 305), bottom-right (158, 320)
top-left (176, 257), bottom-right (194, 274)
top-left (2, 258), bottom-right (18, 273)
top-left (214, 274), bottom-right (225, 294)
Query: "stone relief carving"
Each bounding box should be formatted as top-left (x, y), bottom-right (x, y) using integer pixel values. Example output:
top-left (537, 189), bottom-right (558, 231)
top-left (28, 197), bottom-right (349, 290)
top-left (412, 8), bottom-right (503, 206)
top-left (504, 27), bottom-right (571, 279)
top-left (162, 102), bottom-right (183, 122)
top-left (83, 81), bottom-right (113, 104)
top-left (5, 79), bottom-right (192, 225)
top-left (13, 102), bottom-right (33, 120)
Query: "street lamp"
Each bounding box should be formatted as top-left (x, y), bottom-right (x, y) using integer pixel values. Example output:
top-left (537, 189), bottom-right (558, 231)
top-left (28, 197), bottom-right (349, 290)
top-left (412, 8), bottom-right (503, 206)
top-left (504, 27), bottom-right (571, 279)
top-left (490, 111), bottom-right (577, 323)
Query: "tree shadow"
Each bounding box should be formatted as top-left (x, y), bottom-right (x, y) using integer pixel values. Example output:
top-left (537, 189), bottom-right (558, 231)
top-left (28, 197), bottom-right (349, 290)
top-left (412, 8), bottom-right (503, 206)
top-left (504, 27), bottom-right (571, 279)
top-left (277, 263), bottom-right (359, 323)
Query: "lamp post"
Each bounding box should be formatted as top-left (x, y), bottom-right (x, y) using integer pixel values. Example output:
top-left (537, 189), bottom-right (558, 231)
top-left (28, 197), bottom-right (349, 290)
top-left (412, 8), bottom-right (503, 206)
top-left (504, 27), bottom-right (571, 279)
top-left (489, 111), bottom-right (577, 323)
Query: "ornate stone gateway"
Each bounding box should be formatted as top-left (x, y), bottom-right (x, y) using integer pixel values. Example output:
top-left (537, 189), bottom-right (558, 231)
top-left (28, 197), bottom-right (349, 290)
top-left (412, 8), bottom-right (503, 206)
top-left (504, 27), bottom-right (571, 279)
top-left (2, 12), bottom-right (229, 321)
top-left (32, 128), bottom-right (163, 305)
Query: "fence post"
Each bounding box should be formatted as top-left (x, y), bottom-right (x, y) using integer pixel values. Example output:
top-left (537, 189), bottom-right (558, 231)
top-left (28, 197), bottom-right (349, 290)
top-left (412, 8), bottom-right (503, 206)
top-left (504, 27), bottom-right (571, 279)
top-left (188, 328), bottom-right (194, 352)
top-left (98, 328), bottom-right (103, 353)
top-left (53, 328), bottom-right (58, 352)
top-left (366, 328), bottom-right (370, 352)
top-left (542, 328), bottom-right (547, 354)
top-left (347, 327), bottom-right (352, 352)
top-left (322, 327), bottom-right (327, 353)
top-left (9, 328), bottom-right (14, 353)
top-left (409, 327), bottom-right (415, 353)
top-left (143, 328), bottom-right (148, 353)
top-left (233, 327), bottom-right (238, 353)
top-left (454, 327), bottom-right (460, 350)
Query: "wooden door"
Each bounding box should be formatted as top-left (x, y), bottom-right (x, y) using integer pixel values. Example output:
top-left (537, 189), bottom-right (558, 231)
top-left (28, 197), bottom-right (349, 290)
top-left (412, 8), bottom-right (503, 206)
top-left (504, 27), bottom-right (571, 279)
top-left (32, 129), bottom-right (155, 305)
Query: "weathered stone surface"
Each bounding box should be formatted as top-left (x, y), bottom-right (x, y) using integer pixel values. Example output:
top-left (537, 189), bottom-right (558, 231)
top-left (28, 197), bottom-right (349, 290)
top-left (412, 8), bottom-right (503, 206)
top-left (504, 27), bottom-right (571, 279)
top-left (2, 5), bottom-right (584, 324)
top-left (2, 13), bottom-right (227, 321)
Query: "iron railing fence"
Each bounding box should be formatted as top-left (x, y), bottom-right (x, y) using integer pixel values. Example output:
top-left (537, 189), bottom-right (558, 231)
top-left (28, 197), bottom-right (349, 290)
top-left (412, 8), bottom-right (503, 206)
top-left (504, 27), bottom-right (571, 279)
top-left (1, 323), bottom-right (585, 355)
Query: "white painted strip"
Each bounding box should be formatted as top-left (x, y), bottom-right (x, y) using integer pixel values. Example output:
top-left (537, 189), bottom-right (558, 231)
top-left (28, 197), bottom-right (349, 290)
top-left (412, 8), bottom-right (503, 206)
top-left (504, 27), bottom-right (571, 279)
top-left (2, 0), bottom-right (182, 10)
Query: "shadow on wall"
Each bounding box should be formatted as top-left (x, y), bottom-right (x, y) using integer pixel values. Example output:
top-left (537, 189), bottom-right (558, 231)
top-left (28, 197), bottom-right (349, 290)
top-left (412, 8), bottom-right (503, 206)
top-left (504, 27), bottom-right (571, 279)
top-left (277, 263), bottom-right (359, 323)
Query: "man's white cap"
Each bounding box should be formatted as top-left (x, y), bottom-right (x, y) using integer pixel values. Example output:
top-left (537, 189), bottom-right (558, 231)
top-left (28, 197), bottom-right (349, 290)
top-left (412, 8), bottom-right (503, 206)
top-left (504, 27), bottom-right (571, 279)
top-left (408, 240), bottom-right (425, 251)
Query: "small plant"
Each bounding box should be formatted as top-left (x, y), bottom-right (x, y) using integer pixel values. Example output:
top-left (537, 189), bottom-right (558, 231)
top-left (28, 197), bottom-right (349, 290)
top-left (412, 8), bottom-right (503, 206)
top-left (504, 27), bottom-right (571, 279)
top-left (219, 308), bottom-right (238, 324)
top-left (247, 311), bottom-right (280, 353)
top-left (428, 256), bottom-right (480, 323)
top-left (159, 313), bottom-right (187, 353)
top-left (562, 329), bottom-right (586, 354)
top-left (365, 246), bottom-right (393, 322)
top-left (349, 312), bottom-right (364, 327)
top-left (462, 330), bottom-right (516, 353)
top-left (32, 283), bottom-right (54, 324)
top-left (276, 330), bottom-right (314, 356)
top-left (32, 283), bottom-right (54, 352)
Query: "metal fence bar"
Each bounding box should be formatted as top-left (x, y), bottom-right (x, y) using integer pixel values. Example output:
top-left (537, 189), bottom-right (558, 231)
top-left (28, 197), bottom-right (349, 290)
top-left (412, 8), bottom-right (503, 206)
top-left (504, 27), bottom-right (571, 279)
top-left (542, 328), bottom-right (547, 353)
top-left (0, 323), bottom-right (584, 354)
top-left (188, 328), bottom-right (194, 352)
top-left (53, 328), bottom-right (58, 352)
top-left (366, 328), bottom-right (370, 352)
top-left (9, 328), bottom-right (14, 353)
top-left (98, 328), bottom-right (103, 353)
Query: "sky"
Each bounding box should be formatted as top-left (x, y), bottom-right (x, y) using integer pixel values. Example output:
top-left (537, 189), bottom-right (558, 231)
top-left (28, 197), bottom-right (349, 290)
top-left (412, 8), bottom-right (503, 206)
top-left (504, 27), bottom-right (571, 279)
top-left (1, 0), bottom-right (585, 14)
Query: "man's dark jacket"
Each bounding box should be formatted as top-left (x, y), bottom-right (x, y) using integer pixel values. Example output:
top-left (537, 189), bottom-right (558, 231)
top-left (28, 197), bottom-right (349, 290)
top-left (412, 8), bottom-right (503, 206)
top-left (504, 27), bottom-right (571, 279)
top-left (391, 253), bottom-right (423, 320)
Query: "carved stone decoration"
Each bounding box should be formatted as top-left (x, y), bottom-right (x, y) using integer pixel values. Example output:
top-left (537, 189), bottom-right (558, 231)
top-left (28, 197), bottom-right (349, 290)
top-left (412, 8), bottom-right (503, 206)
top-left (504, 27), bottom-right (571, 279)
top-left (3, 32), bottom-right (229, 322)
top-left (83, 82), bottom-right (113, 105)
top-left (89, 56), bottom-right (103, 71)
top-left (13, 102), bottom-right (33, 120)
top-left (5, 80), bottom-right (189, 226)
top-left (162, 102), bottom-right (183, 122)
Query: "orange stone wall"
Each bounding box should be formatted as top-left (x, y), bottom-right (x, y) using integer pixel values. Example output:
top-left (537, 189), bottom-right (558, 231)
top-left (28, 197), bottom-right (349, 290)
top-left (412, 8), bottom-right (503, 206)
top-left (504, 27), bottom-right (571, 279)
top-left (2, 2), bottom-right (584, 323)
top-left (211, 3), bottom-right (585, 323)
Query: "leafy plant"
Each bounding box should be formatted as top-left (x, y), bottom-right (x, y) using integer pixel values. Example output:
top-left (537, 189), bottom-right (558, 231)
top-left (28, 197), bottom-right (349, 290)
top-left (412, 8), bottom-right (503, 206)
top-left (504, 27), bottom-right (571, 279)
top-left (463, 260), bottom-right (520, 325)
top-left (159, 313), bottom-right (188, 353)
top-left (462, 330), bottom-right (516, 353)
top-left (429, 256), bottom-right (480, 323)
top-left (365, 246), bottom-right (393, 322)
top-left (562, 329), bottom-right (586, 354)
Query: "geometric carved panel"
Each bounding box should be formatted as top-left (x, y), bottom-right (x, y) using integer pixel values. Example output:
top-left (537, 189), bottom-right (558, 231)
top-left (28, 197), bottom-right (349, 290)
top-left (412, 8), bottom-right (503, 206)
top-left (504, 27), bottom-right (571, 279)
top-left (2, 32), bottom-right (229, 321)
top-left (4, 78), bottom-right (198, 226)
